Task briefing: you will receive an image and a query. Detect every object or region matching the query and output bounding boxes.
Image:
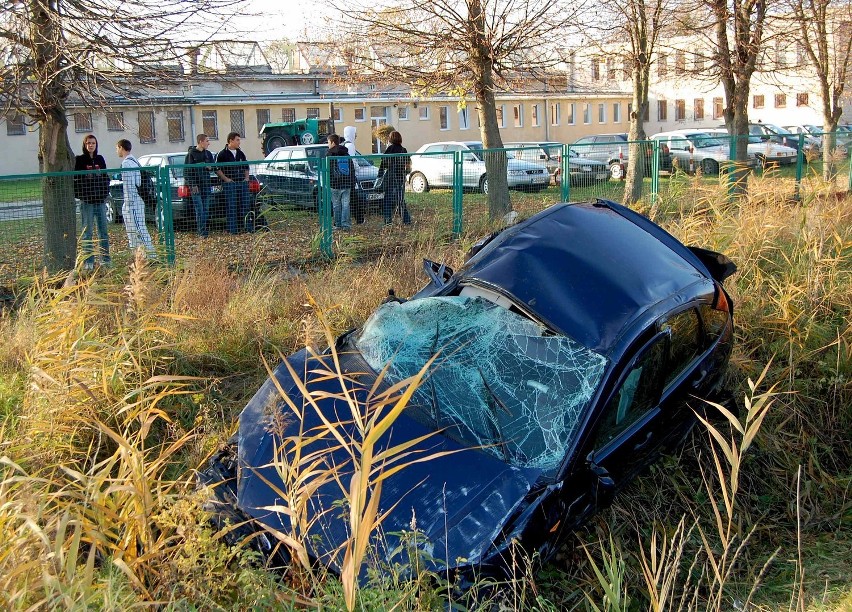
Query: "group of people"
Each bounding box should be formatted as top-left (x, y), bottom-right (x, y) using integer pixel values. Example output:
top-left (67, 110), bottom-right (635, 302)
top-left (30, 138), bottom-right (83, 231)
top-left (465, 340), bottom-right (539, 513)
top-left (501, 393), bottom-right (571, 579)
top-left (327, 127), bottom-right (412, 229)
top-left (72, 127), bottom-right (413, 270)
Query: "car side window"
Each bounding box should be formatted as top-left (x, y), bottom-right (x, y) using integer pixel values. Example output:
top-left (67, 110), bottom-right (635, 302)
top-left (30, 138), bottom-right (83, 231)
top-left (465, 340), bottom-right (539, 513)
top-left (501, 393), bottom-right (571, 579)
top-left (423, 145), bottom-right (443, 154)
top-left (593, 338), bottom-right (667, 448)
top-left (660, 309), bottom-right (701, 388)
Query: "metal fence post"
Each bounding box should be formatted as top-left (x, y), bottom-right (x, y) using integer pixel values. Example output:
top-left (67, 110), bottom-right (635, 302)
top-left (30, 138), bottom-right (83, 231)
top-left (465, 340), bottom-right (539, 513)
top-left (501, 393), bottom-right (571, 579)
top-left (156, 165), bottom-right (175, 265)
top-left (561, 144), bottom-right (570, 202)
top-left (794, 133), bottom-right (805, 202)
top-left (726, 133), bottom-right (736, 202)
top-left (452, 150), bottom-right (463, 237)
top-left (650, 138), bottom-right (659, 205)
top-left (319, 155), bottom-right (333, 257)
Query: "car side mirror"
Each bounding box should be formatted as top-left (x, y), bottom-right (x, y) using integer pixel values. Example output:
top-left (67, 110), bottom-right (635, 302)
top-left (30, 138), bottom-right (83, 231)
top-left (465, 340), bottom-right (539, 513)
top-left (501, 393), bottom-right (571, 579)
top-left (539, 154), bottom-right (547, 160)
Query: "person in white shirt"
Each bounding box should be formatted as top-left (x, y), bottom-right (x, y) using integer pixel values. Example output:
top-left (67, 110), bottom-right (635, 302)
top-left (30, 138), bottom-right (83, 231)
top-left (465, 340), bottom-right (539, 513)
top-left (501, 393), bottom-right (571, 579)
top-left (115, 139), bottom-right (156, 259)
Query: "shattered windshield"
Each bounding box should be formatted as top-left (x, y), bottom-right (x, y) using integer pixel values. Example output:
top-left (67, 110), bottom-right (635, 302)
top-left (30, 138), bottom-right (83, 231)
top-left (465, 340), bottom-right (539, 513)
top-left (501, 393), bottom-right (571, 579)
top-left (355, 296), bottom-right (608, 471)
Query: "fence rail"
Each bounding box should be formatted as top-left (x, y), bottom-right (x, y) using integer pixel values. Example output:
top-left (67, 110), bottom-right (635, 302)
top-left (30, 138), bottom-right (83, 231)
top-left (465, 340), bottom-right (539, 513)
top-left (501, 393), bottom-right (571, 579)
top-left (1, 133), bottom-right (850, 286)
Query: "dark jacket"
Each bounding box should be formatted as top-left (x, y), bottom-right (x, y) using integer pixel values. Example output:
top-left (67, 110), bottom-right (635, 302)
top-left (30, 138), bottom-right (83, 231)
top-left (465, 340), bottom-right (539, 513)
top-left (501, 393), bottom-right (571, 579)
top-left (184, 146), bottom-right (214, 190)
top-left (379, 143), bottom-right (410, 182)
top-left (74, 153), bottom-right (110, 204)
top-left (215, 146), bottom-right (248, 181)
top-left (328, 144), bottom-right (356, 189)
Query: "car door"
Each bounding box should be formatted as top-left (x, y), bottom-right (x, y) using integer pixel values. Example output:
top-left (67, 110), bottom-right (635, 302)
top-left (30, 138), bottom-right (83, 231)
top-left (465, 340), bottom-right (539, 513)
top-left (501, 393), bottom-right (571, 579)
top-left (667, 136), bottom-right (692, 166)
top-left (415, 144), bottom-right (451, 186)
top-left (261, 149), bottom-right (290, 196)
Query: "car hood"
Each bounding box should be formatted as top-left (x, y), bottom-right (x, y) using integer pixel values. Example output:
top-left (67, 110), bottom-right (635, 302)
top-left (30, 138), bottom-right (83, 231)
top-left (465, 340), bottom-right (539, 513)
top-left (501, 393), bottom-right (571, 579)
top-left (355, 164), bottom-right (379, 181)
top-left (568, 157), bottom-right (607, 169)
top-left (235, 347), bottom-right (543, 575)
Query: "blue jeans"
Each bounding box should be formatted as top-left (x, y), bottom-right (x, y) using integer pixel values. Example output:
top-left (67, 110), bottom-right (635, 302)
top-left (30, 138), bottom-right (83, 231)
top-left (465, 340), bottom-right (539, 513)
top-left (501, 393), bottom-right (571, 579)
top-left (80, 201), bottom-right (110, 266)
top-left (224, 180), bottom-right (252, 234)
top-left (383, 180), bottom-right (411, 224)
top-left (191, 189), bottom-right (210, 237)
top-left (331, 188), bottom-right (351, 229)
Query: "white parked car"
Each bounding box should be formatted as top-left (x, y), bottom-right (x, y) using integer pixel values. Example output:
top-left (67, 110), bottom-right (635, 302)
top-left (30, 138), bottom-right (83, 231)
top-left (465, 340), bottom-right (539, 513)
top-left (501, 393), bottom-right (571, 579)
top-left (704, 128), bottom-right (798, 166)
top-left (408, 141), bottom-right (550, 194)
top-left (651, 130), bottom-right (758, 174)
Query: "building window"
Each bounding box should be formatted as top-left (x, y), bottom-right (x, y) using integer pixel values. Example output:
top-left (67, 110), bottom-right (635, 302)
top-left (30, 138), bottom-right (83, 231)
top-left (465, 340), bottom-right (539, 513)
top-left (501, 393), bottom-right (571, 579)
top-left (166, 110), bottom-right (185, 142)
top-left (658, 99), bottom-right (668, 121)
top-left (418, 106), bottom-right (429, 120)
top-left (694, 98), bottom-right (704, 120)
top-left (598, 103), bottom-right (606, 123)
top-left (693, 53), bottom-right (705, 72)
top-left (622, 57), bottom-right (631, 81)
top-left (675, 99), bottom-right (686, 121)
top-left (675, 50), bottom-right (686, 75)
top-left (497, 105), bottom-right (505, 128)
top-left (229, 110), bottom-right (245, 137)
top-left (591, 57), bottom-right (601, 80)
top-left (775, 40), bottom-right (786, 68)
top-left (459, 107), bottom-right (470, 130)
top-left (398, 106), bottom-right (409, 120)
top-left (532, 104), bottom-right (540, 127)
top-left (513, 103), bottom-right (523, 128)
top-left (74, 112), bottom-right (93, 133)
top-left (658, 53), bottom-right (668, 78)
top-left (355, 107), bottom-right (366, 121)
top-left (796, 93), bottom-right (809, 106)
top-left (613, 102), bottom-right (621, 123)
top-left (607, 57), bottom-right (616, 80)
top-left (332, 107), bottom-right (342, 122)
top-left (583, 103), bottom-right (591, 124)
top-left (106, 112), bottom-right (124, 131)
top-left (202, 110), bottom-right (218, 139)
top-left (713, 97), bottom-right (724, 119)
top-left (775, 93), bottom-right (787, 108)
top-left (138, 111), bottom-right (155, 143)
top-left (439, 105), bottom-right (450, 130)
top-left (550, 102), bottom-right (561, 126)
top-left (282, 107), bottom-right (296, 122)
top-left (6, 113), bottom-right (25, 136)
top-left (566, 103), bottom-right (574, 125)
top-left (753, 95), bottom-right (765, 109)
top-left (306, 107), bottom-right (320, 119)
top-left (643, 104), bottom-right (650, 122)
top-left (256, 108), bottom-right (271, 133)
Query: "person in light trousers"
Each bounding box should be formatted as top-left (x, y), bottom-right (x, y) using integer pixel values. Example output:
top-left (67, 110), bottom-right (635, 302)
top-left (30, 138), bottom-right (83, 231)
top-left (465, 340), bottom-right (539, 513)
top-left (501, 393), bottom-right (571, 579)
top-left (115, 139), bottom-right (156, 259)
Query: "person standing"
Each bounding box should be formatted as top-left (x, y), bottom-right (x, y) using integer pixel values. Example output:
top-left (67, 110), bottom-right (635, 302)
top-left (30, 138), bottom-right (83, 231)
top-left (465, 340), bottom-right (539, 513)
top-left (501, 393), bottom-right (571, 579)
top-left (215, 132), bottom-right (252, 234)
top-left (327, 134), bottom-right (355, 230)
top-left (184, 133), bottom-right (214, 237)
top-left (115, 139), bottom-right (156, 259)
top-left (379, 131), bottom-right (412, 225)
top-left (74, 134), bottom-right (111, 269)
top-left (343, 125), bottom-right (364, 224)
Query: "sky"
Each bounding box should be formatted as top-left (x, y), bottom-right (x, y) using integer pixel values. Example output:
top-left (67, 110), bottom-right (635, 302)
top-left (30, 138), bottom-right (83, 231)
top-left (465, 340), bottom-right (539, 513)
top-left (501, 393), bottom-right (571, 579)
top-left (215, 0), bottom-right (335, 42)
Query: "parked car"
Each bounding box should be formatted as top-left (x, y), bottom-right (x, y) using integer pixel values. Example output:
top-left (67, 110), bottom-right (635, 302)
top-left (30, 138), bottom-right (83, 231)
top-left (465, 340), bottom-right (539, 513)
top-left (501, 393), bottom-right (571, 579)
top-left (505, 142), bottom-right (609, 186)
top-left (572, 133), bottom-right (673, 179)
top-left (783, 124), bottom-right (851, 155)
top-left (651, 130), bottom-right (757, 174)
top-left (703, 128), bottom-right (797, 167)
top-left (255, 144), bottom-right (383, 210)
top-left (744, 123), bottom-right (821, 158)
top-left (107, 152), bottom-right (262, 229)
top-left (198, 199), bottom-right (736, 582)
top-left (408, 141), bottom-right (550, 194)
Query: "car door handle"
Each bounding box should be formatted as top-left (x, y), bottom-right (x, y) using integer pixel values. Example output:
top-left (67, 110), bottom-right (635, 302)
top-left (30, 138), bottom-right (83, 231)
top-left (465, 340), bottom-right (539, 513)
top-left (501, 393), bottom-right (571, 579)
top-left (691, 367), bottom-right (709, 388)
top-left (633, 431), bottom-right (653, 451)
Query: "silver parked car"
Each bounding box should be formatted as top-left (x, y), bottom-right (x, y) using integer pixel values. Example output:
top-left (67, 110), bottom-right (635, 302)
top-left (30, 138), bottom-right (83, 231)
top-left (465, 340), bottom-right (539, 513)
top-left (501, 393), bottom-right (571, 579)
top-left (704, 128), bottom-right (797, 166)
top-left (505, 142), bottom-right (609, 186)
top-left (408, 141), bottom-right (550, 194)
top-left (651, 130), bottom-right (757, 174)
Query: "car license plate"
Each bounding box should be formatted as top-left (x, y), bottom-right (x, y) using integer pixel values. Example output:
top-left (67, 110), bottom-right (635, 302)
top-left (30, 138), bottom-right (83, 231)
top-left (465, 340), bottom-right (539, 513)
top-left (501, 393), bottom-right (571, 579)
top-left (212, 185), bottom-right (222, 193)
top-left (596, 172), bottom-right (607, 179)
top-left (367, 192), bottom-right (383, 201)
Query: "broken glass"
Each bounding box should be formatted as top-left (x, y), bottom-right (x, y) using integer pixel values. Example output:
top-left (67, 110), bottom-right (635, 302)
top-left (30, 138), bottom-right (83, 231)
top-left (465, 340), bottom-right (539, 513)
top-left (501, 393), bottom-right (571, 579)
top-left (356, 296), bottom-right (608, 471)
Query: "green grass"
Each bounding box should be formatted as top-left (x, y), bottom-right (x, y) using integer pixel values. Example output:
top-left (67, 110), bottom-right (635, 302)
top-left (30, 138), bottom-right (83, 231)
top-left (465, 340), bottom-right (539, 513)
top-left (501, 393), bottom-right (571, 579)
top-left (0, 177), bottom-right (41, 203)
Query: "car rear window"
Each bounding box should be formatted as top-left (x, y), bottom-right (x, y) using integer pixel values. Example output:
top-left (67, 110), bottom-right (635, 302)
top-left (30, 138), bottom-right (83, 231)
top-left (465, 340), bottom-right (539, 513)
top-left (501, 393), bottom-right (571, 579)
top-left (356, 295), bottom-right (608, 471)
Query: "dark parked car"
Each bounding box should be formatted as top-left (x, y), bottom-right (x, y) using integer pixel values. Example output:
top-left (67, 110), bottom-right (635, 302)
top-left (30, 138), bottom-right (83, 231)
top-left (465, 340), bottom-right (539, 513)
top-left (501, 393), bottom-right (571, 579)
top-left (505, 142), bottom-right (610, 186)
top-left (198, 200), bottom-right (736, 582)
top-left (573, 133), bottom-right (673, 179)
top-left (255, 144), bottom-right (383, 211)
top-left (108, 152), bottom-right (262, 229)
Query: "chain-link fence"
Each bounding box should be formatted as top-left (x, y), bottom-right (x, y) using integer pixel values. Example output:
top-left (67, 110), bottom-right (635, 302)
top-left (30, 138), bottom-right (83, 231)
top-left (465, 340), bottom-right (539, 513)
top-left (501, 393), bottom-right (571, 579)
top-left (2, 134), bottom-right (851, 287)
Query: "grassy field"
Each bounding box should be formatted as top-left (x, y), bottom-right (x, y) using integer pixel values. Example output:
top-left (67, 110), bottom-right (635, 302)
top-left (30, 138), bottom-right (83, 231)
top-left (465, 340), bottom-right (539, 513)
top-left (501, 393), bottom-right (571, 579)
top-left (0, 170), bottom-right (850, 609)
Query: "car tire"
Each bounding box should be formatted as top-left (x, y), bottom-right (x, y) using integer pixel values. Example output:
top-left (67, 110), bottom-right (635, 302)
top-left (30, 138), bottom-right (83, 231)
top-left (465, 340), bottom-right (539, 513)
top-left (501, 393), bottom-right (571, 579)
top-left (702, 159), bottom-right (719, 175)
top-left (266, 135), bottom-right (286, 152)
top-left (479, 175), bottom-right (488, 194)
top-left (409, 172), bottom-right (429, 193)
top-left (609, 162), bottom-right (624, 180)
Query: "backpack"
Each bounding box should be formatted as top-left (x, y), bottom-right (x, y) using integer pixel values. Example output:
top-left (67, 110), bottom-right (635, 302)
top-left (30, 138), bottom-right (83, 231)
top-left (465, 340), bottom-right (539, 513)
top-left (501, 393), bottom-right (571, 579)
top-left (330, 154), bottom-right (354, 187)
top-left (135, 171), bottom-right (158, 208)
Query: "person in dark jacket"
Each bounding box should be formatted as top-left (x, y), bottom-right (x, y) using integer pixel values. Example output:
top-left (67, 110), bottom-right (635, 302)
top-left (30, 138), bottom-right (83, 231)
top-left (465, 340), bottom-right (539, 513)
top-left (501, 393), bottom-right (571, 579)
top-left (215, 132), bottom-right (252, 234)
top-left (378, 131), bottom-right (412, 225)
top-left (184, 133), bottom-right (214, 237)
top-left (74, 134), bottom-right (111, 269)
top-left (327, 134), bottom-right (355, 230)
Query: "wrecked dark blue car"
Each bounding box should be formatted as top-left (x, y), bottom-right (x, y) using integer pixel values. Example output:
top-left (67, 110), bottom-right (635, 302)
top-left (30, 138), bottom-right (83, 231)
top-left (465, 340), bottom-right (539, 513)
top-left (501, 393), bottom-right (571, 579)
top-left (198, 199), bottom-right (736, 580)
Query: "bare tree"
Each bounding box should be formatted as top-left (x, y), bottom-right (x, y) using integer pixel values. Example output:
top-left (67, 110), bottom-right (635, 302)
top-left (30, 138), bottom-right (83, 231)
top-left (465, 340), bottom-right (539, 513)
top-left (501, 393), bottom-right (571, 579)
top-left (325, 0), bottom-right (583, 220)
top-left (791, 0), bottom-right (852, 179)
top-left (0, 0), bottom-right (246, 272)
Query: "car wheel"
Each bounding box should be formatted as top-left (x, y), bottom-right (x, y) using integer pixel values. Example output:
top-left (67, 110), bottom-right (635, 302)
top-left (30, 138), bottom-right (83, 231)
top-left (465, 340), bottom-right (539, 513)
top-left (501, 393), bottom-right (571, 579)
top-left (266, 135), bottom-right (286, 152)
top-left (479, 175), bottom-right (488, 194)
top-left (754, 154), bottom-right (766, 169)
top-left (702, 159), bottom-right (719, 175)
top-left (409, 172), bottom-right (429, 193)
top-left (609, 161), bottom-right (624, 180)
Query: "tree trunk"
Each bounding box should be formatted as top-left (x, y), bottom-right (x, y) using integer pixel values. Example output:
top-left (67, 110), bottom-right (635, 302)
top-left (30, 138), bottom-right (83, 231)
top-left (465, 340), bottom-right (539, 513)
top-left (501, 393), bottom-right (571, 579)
top-left (624, 62), bottom-right (650, 205)
top-left (40, 110), bottom-right (77, 273)
top-left (725, 84), bottom-right (751, 195)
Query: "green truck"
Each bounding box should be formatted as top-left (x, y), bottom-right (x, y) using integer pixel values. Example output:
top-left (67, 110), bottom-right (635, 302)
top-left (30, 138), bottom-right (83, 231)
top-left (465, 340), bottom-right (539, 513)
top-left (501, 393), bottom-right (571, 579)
top-left (259, 118), bottom-right (336, 155)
